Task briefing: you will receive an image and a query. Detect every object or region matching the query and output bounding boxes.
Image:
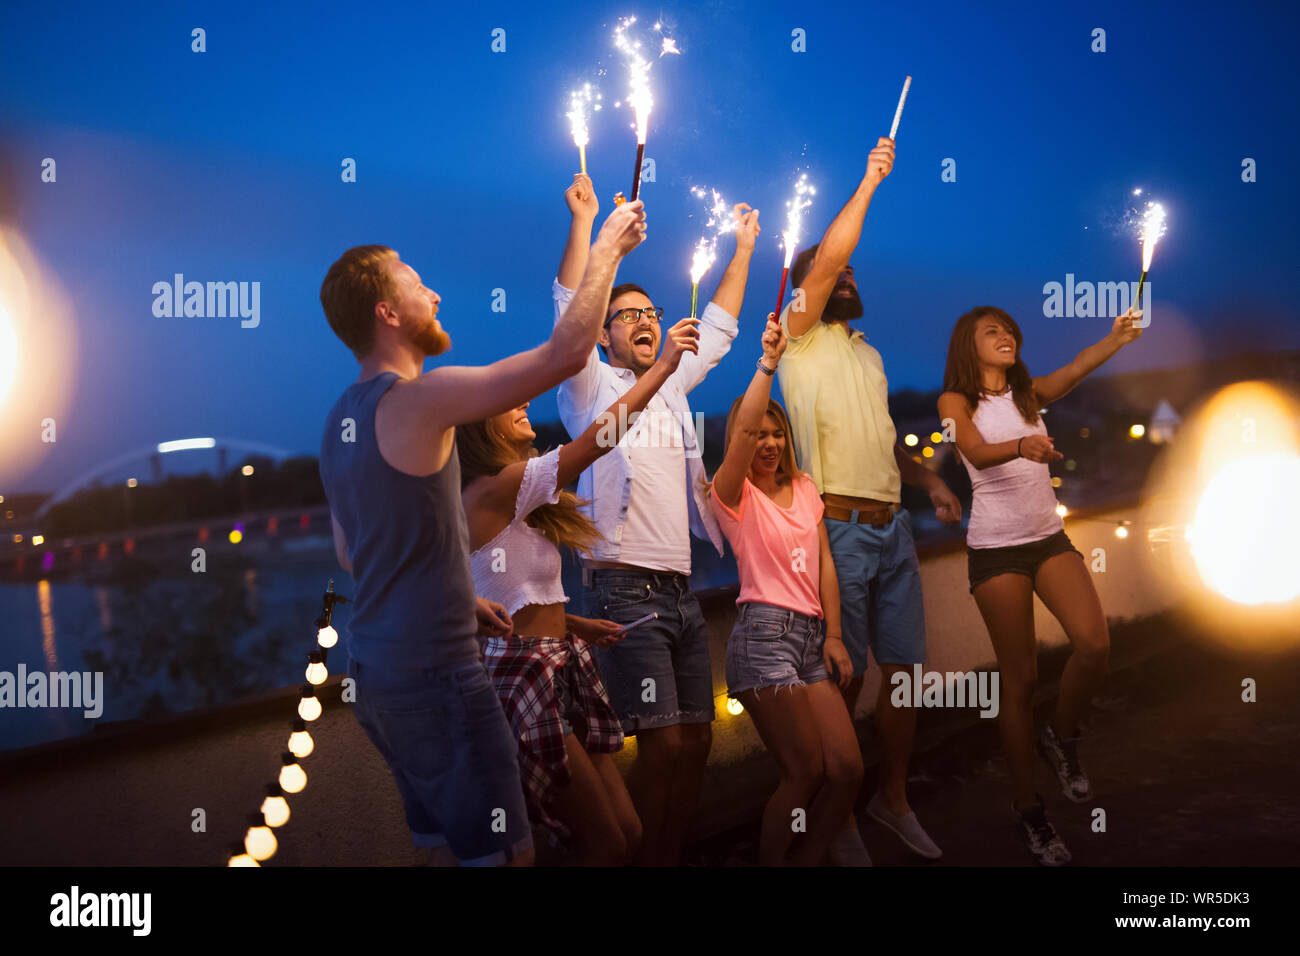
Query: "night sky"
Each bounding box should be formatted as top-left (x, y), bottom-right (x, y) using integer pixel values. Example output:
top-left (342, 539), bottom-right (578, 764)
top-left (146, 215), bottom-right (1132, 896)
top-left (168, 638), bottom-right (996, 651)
top-left (2, 0), bottom-right (1297, 493)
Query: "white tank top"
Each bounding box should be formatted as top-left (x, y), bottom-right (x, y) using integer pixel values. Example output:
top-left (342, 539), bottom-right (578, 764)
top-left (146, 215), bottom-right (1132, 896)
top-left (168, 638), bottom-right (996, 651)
top-left (957, 390), bottom-right (1064, 549)
top-left (470, 447), bottom-right (571, 616)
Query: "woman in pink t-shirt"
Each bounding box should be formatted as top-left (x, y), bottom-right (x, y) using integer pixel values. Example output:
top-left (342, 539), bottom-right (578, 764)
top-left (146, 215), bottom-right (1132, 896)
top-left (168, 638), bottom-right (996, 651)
top-left (708, 315), bottom-right (863, 866)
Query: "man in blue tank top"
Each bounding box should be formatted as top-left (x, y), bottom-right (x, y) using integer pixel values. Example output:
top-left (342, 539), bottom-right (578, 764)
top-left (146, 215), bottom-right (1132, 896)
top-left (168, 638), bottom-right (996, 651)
top-left (318, 201), bottom-right (647, 866)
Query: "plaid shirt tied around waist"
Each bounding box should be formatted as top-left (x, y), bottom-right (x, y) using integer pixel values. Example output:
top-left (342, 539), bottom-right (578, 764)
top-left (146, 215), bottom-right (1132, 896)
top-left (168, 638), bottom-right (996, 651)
top-left (480, 634), bottom-right (624, 843)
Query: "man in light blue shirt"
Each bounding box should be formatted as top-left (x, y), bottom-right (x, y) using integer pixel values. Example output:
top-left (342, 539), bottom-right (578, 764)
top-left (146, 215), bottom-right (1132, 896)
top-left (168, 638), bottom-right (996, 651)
top-left (552, 173), bottom-right (760, 865)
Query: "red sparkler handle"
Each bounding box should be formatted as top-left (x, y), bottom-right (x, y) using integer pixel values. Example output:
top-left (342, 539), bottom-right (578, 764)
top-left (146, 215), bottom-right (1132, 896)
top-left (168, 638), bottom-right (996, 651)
top-left (774, 265), bottom-right (791, 319)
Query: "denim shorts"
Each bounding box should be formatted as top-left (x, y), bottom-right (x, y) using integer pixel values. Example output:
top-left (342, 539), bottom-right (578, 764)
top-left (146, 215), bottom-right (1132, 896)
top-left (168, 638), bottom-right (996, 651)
top-left (584, 569), bottom-right (716, 735)
top-left (346, 656), bottom-right (533, 866)
top-left (967, 529), bottom-right (1083, 592)
top-left (825, 508), bottom-right (927, 671)
top-left (726, 602), bottom-right (828, 697)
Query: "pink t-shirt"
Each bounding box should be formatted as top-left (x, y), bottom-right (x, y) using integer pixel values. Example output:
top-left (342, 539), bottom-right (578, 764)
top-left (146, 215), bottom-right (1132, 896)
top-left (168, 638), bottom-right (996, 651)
top-left (709, 474), bottom-right (825, 618)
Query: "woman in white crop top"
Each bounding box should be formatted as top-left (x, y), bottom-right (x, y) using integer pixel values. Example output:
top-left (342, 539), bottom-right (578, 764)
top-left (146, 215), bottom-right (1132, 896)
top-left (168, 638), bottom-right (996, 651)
top-left (938, 304), bottom-right (1144, 866)
top-left (457, 316), bottom-right (700, 865)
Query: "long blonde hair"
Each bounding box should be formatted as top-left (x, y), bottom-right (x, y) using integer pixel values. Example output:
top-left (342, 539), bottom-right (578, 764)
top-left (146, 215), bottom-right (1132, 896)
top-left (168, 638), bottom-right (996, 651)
top-left (456, 419), bottom-right (601, 554)
top-left (704, 395), bottom-right (804, 496)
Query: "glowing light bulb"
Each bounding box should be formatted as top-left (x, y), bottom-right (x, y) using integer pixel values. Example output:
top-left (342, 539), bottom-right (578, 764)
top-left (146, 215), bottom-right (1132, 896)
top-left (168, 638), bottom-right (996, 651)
top-left (929, 432), bottom-right (943, 444)
top-left (280, 753), bottom-right (307, 794)
top-left (1055, 503), bottom-right (1069, 518)
top-left (921, 447), bottom-right (934, 459)
top-left (305, 652), bottom-right (327, 686)
top-left (288, 718), bottom-right (314, 758)
top-left (904, 434), bottom-right (918, 447)
top-left (228, 852), bottom-right (259, 867)
top-left (1129, 424), bottom-right (1146, 439)
top-left (241, 464), bottom-right (254, 476)
top-left (726, 697), bottom-right (744, 716)
top-left (316, 625), bottom-right (338, 648)
top-left (245, 815), bottom-right (278, 861)
top-left (298, 685), bottom-right (321, 722)
top-left (1115, 525), bottom-right (1129, 539)
top-left (262, 785), bottom-right (290, 828)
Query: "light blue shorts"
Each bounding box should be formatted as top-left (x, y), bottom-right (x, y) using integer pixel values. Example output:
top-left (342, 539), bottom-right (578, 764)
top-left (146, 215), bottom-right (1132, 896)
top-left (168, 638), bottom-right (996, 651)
top-left (825, 509), bottom-right (927, 672)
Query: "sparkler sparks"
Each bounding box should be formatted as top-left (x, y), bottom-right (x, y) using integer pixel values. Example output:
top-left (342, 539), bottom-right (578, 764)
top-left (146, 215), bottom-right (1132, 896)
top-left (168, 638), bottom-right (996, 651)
top-left (1132, 195), bottom-right (1168, 308)
top-left (774, 173), bottom-right (816, 317)
top-left (567, 82), bottom-right (603, 174)
top-left (613, 15), bottom-right (678, 200)
top-left (686, 186), bottom-right (732, 316)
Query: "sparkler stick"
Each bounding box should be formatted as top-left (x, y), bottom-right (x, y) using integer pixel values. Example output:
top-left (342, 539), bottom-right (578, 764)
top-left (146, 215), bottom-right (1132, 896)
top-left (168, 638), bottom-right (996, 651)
top-left (774, 173), bottom-right (815, 318)
top-left (580, 144), bottom-right (587, 176)
top-left (889, 75), bottom-right (912, 140)
top-left (1135, 200), bottom-right (1166, 309)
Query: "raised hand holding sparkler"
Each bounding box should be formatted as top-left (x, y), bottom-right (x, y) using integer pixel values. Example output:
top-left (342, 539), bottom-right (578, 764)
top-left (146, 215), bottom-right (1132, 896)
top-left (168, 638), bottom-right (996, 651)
top-left (565, 173), bottom-right (599, 223)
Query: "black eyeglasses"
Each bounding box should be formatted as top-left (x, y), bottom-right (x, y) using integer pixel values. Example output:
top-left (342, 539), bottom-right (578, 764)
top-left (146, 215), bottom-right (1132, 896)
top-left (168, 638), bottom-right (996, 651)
top-left (605, 307), bottom-right (664, 327)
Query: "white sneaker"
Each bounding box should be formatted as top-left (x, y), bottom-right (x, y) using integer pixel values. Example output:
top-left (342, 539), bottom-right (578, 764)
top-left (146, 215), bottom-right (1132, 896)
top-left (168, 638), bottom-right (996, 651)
top-left (866, 792), bottom-right (943, 860)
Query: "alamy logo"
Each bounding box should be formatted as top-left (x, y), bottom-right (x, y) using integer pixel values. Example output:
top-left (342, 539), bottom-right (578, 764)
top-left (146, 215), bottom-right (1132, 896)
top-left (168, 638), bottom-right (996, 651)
top-left (890, 665), bottom-right (999, 718)
top-left (49, 886), bottom-right (151, 936)
top-left (1042, 274), bottom-right (1151, 327)
top-left (0, 665), bottom-right (103, 718)
top-left (594, 405), bottom-right (706, 458)
top-left (152, 273), bottom-right (261, 328)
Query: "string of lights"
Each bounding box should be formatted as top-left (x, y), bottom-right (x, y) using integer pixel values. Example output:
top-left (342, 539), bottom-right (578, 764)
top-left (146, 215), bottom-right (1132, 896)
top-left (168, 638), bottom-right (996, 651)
top-left (227, 580), bottom-right (347, 866)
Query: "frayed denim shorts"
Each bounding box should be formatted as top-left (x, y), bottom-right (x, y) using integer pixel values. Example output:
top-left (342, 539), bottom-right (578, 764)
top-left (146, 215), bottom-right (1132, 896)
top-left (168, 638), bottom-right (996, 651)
top-left (725, 602), bottom-right (828, 697)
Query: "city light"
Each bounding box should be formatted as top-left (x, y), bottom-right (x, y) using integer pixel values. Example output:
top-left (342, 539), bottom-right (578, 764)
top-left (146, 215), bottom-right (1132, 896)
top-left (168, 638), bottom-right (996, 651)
top-left (31, 534), bottom-right (44, 546)
top-left (930, 431), bottom-right (943, 443)
top-left (241, 464), bottom-right (254, 476)
top-left (726, 697), bottom-right (744, 716)
top-left (126, 477), bottom-right (138, 488)
top-left (228, 529), bottom-right (243, 544)
top-left (1129, 424), bottom-right (1146, 439)
top-left (904, 434), bottom-right (919, 447)
top-left (1115, 525), bottom-right (1130, 539)
top-left (156, 437), bottom-right (216, 454)
top-left (922, 446), bottom-right (934, 458)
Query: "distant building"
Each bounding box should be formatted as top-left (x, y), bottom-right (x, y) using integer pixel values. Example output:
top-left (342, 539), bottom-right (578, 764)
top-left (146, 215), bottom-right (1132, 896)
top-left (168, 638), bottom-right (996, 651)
top-left (1149, 399), bottom-right (1181, 444)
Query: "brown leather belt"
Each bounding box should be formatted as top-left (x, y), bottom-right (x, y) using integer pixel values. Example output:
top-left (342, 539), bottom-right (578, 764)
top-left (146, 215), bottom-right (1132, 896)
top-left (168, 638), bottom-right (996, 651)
top-left (822, 502), bottom-right (898, 527)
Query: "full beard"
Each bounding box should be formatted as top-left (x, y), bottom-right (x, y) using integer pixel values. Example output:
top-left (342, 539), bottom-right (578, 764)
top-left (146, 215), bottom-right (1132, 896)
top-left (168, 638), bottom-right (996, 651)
top-left (823, 285), bottom-right (864, 322)
top-left (404, 315), bottom-right (451, 357)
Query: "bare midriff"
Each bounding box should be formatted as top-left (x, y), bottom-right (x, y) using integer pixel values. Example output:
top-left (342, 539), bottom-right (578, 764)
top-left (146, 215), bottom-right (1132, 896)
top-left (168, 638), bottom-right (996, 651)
top-left (510, 602), bottom-right (570, 640)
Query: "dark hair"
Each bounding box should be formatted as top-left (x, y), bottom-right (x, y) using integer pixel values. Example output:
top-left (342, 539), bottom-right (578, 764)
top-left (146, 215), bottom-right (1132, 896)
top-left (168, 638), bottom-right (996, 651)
top-left (607, 282), bottom-right (651, 321)
top-left (789, 244), bottom-right (819, 292)
top-left (942, 306), bottom-right (1040, 425)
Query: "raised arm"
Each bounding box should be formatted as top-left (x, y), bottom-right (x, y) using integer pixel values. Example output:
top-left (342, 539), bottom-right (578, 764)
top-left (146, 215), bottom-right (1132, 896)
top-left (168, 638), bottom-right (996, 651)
top-left (937, 391), bottom-right (1062, 471)
top-left (707, 203), bottom-right (760, 319)
top-left (557, 174), bottom-right (598, 290)
top-left (416, 201), bottom-right (646, 431)
top-left (788, 137), bottom-right (894, 339)
top-left (1032, 308), bottom-right (1143, 406)
top-left (557, 317), bottom-right (700, 486)
top-left (712, 315), bottom-right (785, 509)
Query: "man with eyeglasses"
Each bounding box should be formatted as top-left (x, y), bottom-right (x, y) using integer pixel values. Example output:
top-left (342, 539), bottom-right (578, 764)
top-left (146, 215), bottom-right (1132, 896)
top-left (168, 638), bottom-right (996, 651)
top-left (551, 173), bottom-right (760, 865)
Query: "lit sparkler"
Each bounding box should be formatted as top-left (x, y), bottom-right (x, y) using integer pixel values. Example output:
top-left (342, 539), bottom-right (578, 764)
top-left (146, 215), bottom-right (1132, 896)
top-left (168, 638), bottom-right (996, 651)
top-left (613, 16), bottom-right (678, 202)
top-left (686, 186), bottom-right (732, 317)
top-left (774, 173), bottom-right (815, 318)
top-left (1135, 199), bottom-right (1167, 309)
top-left (567, 82), bottom-right (602, 175)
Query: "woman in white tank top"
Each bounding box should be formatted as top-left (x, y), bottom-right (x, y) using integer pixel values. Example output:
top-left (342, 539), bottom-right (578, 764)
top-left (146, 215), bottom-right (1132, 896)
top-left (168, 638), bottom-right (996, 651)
top-left (458, 317), bottom-right (700, 865)
top-left (938, 304), bottom-right (1144, 866)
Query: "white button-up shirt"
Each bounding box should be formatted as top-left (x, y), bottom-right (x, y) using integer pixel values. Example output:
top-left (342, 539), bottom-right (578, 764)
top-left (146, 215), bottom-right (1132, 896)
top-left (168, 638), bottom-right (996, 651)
top-left (552, 279), bottom-right (737, 560)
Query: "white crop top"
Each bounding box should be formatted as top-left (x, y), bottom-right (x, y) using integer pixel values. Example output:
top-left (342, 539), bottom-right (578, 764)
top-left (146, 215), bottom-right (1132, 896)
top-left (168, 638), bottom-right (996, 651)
top-left (470, 446), bottom-right (571, 617)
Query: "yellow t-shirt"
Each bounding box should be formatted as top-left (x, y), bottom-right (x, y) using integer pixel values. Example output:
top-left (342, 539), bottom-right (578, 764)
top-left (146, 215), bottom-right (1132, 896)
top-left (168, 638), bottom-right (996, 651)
top-left (777, 298), bottom-right (901, 502)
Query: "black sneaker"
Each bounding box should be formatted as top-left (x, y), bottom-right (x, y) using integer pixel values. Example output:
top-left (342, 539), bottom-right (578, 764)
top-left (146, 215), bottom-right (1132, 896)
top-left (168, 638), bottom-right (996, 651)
top-left (1013, 795), bottom-right (1072, 866)
top-left (1037, 722), bottom-right (1092, 803)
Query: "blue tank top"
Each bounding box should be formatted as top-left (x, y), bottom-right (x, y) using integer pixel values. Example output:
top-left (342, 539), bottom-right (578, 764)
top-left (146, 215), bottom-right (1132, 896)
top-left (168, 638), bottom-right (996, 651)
top-left (318, 372), bottom-right (479, 669)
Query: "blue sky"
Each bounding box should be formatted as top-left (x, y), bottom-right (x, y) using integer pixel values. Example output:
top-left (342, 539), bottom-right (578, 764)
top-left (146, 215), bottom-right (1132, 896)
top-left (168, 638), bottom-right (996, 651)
top-left (1, 0), bottom-right (1297, 492)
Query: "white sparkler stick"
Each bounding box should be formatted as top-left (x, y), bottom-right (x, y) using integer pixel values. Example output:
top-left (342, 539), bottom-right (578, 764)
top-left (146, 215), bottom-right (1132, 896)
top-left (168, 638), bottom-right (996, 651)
top-left (889, 75), bottom-right (912, 140)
